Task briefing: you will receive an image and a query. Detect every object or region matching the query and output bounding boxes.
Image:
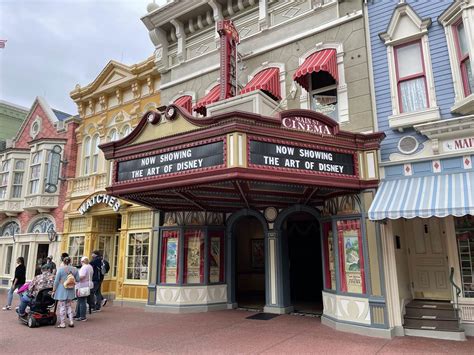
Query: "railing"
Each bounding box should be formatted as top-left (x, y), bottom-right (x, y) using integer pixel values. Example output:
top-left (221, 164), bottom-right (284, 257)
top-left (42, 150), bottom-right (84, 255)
top-left (71, 173), bottom-right (108, 197)
top-left (449, 266), bottom-right (462, 327)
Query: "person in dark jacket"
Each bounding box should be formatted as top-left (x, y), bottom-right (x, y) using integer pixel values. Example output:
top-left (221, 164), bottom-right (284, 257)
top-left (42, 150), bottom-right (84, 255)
top-left (2, 257), bottom-right (26, 311)
top-left (89, 251), bottom-right (103, 312)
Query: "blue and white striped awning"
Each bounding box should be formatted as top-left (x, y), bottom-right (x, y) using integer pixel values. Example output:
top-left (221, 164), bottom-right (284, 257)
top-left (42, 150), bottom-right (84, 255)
top-left (368, 171), bottom-right (474, 220)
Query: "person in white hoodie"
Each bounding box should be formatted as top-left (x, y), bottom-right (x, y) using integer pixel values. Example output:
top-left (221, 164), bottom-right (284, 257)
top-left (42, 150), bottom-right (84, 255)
top-left (74, 256), bottom-right (93, 322)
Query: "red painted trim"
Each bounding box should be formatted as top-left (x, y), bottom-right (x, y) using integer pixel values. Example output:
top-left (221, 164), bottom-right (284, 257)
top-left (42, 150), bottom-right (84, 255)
top-left (453, 20), bottom-right (472, 96)
top-left (394, 40), bottom-right (429, 113)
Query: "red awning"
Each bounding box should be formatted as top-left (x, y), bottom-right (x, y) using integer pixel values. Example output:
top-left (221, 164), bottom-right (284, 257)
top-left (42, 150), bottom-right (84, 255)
top-left (241, 67), bottom-right (281, 100)
top-left (193, 85), bottom-right (221, 116)
top-left (293, 49), bottom-right (338, 91)
top-left (174, 95), bottom-right (192, 113)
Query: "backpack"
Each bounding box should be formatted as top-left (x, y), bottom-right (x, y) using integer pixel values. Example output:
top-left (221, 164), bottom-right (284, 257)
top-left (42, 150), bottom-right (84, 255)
top-left (101, 259), bottom-right (110, 275)
top-left (63, 269), bottom-right (76, 289)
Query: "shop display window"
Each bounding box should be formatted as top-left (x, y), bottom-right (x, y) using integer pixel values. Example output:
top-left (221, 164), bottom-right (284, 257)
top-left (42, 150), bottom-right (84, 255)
top-left (323, 222), bottom-right (336, 290)
top-left (68, 236), bottom-right (85, 266)
top-left (208, 230), bottom-right (225, 283)
top-left (455, 216), bottom-right (474, 298)
top-left (337, 219), bottom-right (366, 294)
top-left (184, 229), bottom-right (204, 284)
top-left (161, 230), bottom-right (180, 284)
top-left (126, 232), bottom-right (150, 281)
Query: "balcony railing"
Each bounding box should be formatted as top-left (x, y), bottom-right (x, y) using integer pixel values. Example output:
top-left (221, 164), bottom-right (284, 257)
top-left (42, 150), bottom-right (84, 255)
top-left (70, 173), bottom-right (108, 198)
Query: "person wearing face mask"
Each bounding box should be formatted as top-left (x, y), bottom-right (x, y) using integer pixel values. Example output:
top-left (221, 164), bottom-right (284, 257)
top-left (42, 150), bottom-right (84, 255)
top-left (2, 257), bottom-right (26, 311)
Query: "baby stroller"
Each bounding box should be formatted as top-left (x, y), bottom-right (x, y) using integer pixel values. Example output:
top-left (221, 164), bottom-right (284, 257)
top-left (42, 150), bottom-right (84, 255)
top-left (18, 287), bottom-right (57, 328)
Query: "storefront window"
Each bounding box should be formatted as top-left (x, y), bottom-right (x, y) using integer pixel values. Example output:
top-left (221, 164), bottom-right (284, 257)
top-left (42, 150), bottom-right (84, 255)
top-left (161, 230), bottom-right (180, 284)
top-left (455, 216), bottom-right (474, 298)
top-left (323, 222), bottom-right (336, 290)
top-left (184, 230), bottom-right (204, 284)
top-left (208, 230), bottom-right (225, 283)
top-left (126, 232), bottom-right (149, 281)
top-left (113, 234), bottom-right (119, 278)
top-left (4, 245), bottom-right (13, 274)
top-left (68, 236), bottom-right (85, 266)
top-left (337, 219), bottom-right (366, 294)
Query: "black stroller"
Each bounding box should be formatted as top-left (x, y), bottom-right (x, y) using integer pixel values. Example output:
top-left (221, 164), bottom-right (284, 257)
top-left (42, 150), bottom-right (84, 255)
top-left (18, 287), bottom-right (57, 328)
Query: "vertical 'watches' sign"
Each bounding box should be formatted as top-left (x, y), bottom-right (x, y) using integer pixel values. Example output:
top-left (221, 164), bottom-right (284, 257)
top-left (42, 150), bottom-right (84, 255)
top-left (217, 20), bottom-right (239, 100)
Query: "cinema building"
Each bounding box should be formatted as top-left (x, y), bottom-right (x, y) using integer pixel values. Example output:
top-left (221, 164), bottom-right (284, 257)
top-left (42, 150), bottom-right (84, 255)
top-left (95, 0), bottom-right (398, 337)
top-left (62, 56), bottom-right (161, 304)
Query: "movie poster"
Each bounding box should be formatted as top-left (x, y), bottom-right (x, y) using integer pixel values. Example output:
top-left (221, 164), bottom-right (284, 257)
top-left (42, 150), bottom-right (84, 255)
top-left (165, 237), bottom-right (178, 283)
top-left (186, 234), bottom-right (202, 283)
top-left (343, 232), bottom-right (362, 293)
top-left (327, 231), bottom-right (336, 290)
top-left (209, 237), bottom-right (221, 283)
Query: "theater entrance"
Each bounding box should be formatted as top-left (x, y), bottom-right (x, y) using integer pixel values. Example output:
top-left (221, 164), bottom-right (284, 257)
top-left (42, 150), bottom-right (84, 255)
top-left (234, 216), bottom-right (266, 310)
top-left (285, 212), bottom-right (323, 314)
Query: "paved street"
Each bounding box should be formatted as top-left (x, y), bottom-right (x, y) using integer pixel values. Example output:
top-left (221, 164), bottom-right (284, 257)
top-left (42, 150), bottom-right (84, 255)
top-left (0, 293), bottom-right (473, 354)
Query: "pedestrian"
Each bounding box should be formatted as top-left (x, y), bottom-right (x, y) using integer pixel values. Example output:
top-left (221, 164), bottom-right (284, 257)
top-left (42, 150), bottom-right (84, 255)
top-left (89, 251), bottom-right (103, 312)
top-left (101, 257), bottom-right (110, 307)
top-left (45, 255), bottom-right (57, 274)
top-left (2, 257), bottom-right (26, 311)
top-left (52, 256), bottom-right (79, 328)
top-left (59, 252), bottom-right (69, 267)
top-left (74, 256), bottom-right (93, 322)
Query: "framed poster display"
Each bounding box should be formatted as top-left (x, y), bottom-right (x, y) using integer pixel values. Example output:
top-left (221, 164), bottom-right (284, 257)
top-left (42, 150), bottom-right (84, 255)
top-left (184, 230), bottom-right (204, 284)
top-left (323, 222), bottom-right (336, 290)
top-left (209, 230), bottom-right (225, 283)
top-left (251, 239), bottom-right (265, 269)
top-left (161, 230), bottom-right (179, 284)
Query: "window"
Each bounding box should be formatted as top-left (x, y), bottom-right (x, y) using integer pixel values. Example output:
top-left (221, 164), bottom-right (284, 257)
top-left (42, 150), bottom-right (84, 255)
top-left (0, 160), bottom-right (10, 199)
top-left (455, 216), bottom-right (474, 298)
top-left (394, 41), bottom-right (428, 113)
top-left (29, 217), bottom-right (54, 234)
top-left (161, 230), bottom-right (179, 284)
top-left (83, 137), bottom-right (91, 175)
top-left (108, 129), bottom-right (118, 142)
top-left (12, 160), bottom-right (25, 198)
top-left (454, 21), bottom-right (473, 97)
top-left (337, 219), bottom-right (366, 294)
top-left (91, 134), bottom-right (100, 173)
top-left (4, 245), bottom-right (13, 274)
top-left (184, 229), bottom-right (204, 284)
top-left (126, 232), bottom-right (150, 281)
top-left (68, 236), bottom-right (85, 266)
top-left (121, 125), bottom-right (131, 138)
top-left (323, 222), bottom-right (336, 291)
top-left (310, 71), bottom-right (338, 120)
top-left (20, 244), bottom-right (29, 268)
top-left (96, 235), bottom-right (115, 279)
top-left (1, 221), bottom-right (20, 236)
top-left (208, 230), bottom-right (225, 283)
top-left (29, 152), bottom-right (42, 194)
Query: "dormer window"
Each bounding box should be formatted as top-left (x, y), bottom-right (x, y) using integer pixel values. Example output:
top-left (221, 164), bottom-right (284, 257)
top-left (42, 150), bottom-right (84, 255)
top-left (12, 160), bottom-right (25, 198)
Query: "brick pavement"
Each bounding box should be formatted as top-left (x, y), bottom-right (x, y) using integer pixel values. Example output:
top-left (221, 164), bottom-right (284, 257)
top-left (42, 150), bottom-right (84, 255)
top-left (0, 293), bottom-right (473, 354)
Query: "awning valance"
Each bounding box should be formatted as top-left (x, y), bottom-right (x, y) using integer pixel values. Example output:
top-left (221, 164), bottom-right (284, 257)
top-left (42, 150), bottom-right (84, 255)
top-left (173, 95), bottom-right (192, 113)
top-left (193, 85), bottom-right (220, 116)
top-left (241, 67), bottom-right (281, 101)
top-left (368, 171), bottom-right (474, 220)
top-left (293, 49), bottom-right (338, 91)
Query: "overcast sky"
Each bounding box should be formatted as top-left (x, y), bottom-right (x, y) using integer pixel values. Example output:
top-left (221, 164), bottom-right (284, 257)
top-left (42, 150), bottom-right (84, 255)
top-left (0, 0), bottom-right (165, 114)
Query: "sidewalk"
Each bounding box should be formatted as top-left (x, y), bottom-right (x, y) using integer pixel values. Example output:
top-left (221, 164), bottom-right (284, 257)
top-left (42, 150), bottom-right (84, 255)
top-left (0, 293), bottom-right (472, 354)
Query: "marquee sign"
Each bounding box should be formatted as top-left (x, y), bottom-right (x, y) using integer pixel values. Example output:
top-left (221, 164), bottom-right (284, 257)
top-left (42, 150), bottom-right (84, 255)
top-left (281, 116), bottom-right (333, 136)
top-left (443, 136), bottom-right (474, 152)
top-left (116, 141), bottom-right (224, 182)
top-left (217, 20), bottom-right (239, 100)
top-left (249, 140), bottom-right (354, 176)
top-left (78, 194), bottom-right (121, 215)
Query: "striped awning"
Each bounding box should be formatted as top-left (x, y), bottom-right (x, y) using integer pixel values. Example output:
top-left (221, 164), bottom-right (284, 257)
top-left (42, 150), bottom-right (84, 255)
top-left (173, 95), bottom-right (192, 113)
top-left (368, 171), bottom-right (474, 220)
top-left (293, 49), bottom-right (338, 91)
top-left (193, 84), bottom-right (220, 116)
top-left (241, 67), bottom-right (281, 101)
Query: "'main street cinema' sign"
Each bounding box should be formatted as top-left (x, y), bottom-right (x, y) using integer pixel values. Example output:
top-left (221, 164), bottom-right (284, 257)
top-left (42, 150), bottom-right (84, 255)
top-left (281, 116), bottom-right (333, 136)
top-left (250, 140), bottom-right (354, 175)
top-left (117, 141), bottom-right (224, 182)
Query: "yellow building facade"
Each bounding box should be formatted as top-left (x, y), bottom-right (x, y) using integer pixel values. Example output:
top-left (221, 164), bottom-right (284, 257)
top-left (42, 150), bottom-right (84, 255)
top-left (63, 57), bottom-right (160, 304)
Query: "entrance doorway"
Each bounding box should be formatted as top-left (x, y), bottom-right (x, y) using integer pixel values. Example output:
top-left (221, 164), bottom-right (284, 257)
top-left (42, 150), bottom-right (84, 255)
top-left (285, 213), bottom-right (323, 314)
top-left (234, 216), bottom-right (266, 310)
top-left (36, 244), bottom-right (49, 271)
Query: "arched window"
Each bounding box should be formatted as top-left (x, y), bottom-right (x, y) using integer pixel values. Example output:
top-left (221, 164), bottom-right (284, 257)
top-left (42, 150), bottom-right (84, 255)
top-left (29, 152), bottom-right (42, 194)
top-left (1, 221), bottom-right (20, 236)
top-left (91, 134), bottom-right (100, 173)
top-left (107, 129), bottom-right (118, 142)
top-left (28, 217), bottom-right (54, 234)
top-left (121, 125), bottom-right (131, 138)
top-left (83, 137), bottom-right (91, 175)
